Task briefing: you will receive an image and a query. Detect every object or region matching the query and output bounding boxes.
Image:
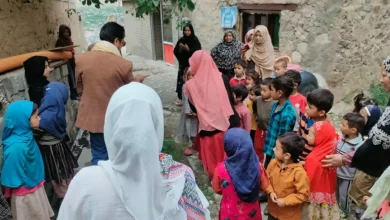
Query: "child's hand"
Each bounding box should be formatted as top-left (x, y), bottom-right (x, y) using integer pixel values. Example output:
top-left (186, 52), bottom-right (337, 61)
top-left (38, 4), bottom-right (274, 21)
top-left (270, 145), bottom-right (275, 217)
top-left (363, 196), bottom-right (370, 205)
top-left (270, 192), bottom-right (278, 203)
top-left (276, 198), bottom-right (286, 207)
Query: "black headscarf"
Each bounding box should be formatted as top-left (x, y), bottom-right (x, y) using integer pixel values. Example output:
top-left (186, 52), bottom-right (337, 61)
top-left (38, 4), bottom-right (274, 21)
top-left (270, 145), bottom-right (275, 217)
top-left (174, 23), bottom-right (202, 68)
top-left (55, 24), bottom-right (73, 47)
top-left (24, 56), bottom-right (50, 106)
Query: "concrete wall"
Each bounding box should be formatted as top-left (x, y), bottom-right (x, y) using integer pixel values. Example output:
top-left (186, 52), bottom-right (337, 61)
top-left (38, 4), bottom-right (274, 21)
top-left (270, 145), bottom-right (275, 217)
top-left (0, 0), bottom-right (87, 59)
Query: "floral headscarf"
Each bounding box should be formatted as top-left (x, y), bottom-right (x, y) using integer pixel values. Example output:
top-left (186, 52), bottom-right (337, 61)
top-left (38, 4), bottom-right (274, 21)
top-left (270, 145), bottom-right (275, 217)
top-left (210, 30), bottom-right (243, 70)
top-left (383, 56), bottom-right (390, 76)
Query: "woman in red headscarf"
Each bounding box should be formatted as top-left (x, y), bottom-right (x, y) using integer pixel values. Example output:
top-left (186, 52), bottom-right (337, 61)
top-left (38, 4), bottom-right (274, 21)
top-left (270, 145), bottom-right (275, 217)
top-left (185, 50), bottom-right (240, 179)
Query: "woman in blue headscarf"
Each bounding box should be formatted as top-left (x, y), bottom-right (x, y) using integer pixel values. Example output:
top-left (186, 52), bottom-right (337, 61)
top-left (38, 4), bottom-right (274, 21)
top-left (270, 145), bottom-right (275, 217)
top-left (1, 100), bottom-right (54, 219)
top-left (36, 82), bottom-right (78, 200)
top-left (212, 128), bottom-right (269, 219)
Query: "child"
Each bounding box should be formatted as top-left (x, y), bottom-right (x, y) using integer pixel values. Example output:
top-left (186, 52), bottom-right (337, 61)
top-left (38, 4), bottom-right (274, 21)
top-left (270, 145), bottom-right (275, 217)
top-left (337, 112), bottom-right (365, 218)
top-left (37, 82), bottom-right (78, 200)
top-left (229, 59), bottom-right (247, 87)
top-left (285, 70), bottom-right (307, 114)
top-left (248, 85), bottom-right (261, 143)
top-left (232, 84), bottom-right (251, 133)
top-left (266, 132), bottom-right (310, 220)
top-left (274, 58), bottom-right (288, 77)
top-left (178, 67), bottom-right (199, 156)
top-left (246, 69), bottom-right (261, 89)
top-left (263, 75), bottom-right (296, 169)
top-left (353, 92), bottom-right (382, 138)
top-left (212, 128), bottom-right (269, 220)
top-left (253, 78), bottom-right (275, 163)
top-left (299, 89), bottom-right (334, 161)
top-left (1, 101), bottom-right (54, 219)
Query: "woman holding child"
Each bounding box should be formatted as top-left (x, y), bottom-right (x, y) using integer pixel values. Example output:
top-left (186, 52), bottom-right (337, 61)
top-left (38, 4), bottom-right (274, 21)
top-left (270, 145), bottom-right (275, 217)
top-left (243, 25), bottom-right (275, 78)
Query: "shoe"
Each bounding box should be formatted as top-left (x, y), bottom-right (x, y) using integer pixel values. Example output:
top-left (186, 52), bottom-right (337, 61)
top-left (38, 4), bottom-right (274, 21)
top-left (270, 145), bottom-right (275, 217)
top-left (264, 205), bottom-right (269, 215)
top-left (183, 147), bottom-right (193, 156)
top-left (175, 99), bottom-right (182, 106)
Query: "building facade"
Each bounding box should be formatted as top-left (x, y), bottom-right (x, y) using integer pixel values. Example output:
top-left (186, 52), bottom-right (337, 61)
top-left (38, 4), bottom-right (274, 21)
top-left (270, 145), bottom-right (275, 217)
top-left (123, 0), bottom-right (390, 101)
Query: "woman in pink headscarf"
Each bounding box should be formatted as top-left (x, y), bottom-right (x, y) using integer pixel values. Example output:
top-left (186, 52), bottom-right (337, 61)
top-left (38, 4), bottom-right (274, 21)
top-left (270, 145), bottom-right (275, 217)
top-left (185, 50), bottom-right (240, 179)
top-left (244, 29), bottom-right (255, 44)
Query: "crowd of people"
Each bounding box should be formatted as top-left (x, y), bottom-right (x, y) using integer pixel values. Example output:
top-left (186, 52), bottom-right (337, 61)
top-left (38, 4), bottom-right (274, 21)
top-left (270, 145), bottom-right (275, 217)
top-left (0, 19), bottom-right (390, 220)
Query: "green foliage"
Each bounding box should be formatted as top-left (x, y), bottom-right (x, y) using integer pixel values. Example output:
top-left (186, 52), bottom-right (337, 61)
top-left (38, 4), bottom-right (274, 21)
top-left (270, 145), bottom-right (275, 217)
top-left (65, 8), bottom-right (77, 18)
top-left (370, 82), bottom-right (389, 109)
top-left (161, 139), bottom-right (183, 162)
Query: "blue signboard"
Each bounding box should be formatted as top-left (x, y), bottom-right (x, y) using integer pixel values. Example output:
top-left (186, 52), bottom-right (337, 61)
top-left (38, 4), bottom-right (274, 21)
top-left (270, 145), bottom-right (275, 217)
top-left (220, 6), bottom-right (238, 28)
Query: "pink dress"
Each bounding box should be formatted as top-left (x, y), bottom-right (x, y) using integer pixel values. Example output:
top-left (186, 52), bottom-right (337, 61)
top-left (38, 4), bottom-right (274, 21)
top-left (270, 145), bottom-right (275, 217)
top-left (214, 163), bottom-right (263, 220)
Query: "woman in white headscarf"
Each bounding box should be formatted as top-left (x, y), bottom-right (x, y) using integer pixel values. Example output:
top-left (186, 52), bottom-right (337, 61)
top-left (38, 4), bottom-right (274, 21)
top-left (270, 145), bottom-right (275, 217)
top-left (57, 82), bottom-right (210, 220)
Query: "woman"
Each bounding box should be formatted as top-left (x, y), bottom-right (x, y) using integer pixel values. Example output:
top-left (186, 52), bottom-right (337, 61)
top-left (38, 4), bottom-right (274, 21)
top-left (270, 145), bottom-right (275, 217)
top-left (322, 56), bottom-right (390, 215)
top-left (243, 25), bottom-right (275, 78)
top-left (185, 50), bottom-right (240, 179)
top-left (211, 30), bottom-right (243, 79)
top-left (58, 82), bottom-right (210, 220)
top-left (244, 29), bottom-right (255, 44)
top-left (55, 24), bottom-right (79, 100)
top-left (23, 56), bottom-right (51, 106)
top-left (174, 23), bottom-right (201, 105)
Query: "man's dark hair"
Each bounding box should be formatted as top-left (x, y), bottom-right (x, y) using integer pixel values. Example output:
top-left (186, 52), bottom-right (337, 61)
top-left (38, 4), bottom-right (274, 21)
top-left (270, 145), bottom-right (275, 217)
top-left (260, 77), bottom-right (273, 89)
top-left (278, 132), bottom-right (305, 163)
top-left (271, 75), bottom-right (294, 98)
top-left (233, 59), bottom-right (247, 69)
top-left (246, 69), bottom-right (260, 85)
top-left (343, 112), bottom-right (366, 133)
top-left (285, 70), bottom-right (302, 86)
top-left (307, 89), bottom-right (334, 113)
top-left (100, 22), bottom-right (125, 44)
top-left (249, 85), bottom-right (261, 96)
top-left (232, 84), bottom-right (249, 102)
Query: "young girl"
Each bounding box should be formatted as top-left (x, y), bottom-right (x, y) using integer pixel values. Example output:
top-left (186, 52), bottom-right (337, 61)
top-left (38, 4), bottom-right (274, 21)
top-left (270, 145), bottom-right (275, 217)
top-left (178, 67), bottom-right (198, 156)
top-left (266, 132), bottom-right (310, 220)
top-left (1, 101), bottom-right (54, 219)
top-left (303, 121), bottom-right (340, 219)
top-left (353, 92), bottom-right (382, 138)
top-left (23, 56), bottom-right (51, 106)
top-left (212, 128), bottom-right (268, 219)
top-left (37, 82), bottom-right (78, 201)
top-left (246, 69), bottom-right (260, 141)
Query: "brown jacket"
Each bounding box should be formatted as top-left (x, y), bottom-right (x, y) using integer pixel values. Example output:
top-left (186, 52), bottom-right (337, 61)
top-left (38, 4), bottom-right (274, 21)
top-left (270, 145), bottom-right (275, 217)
top-left (75, 51), bottom-right (133, 133)
top-left (266, 159), bottom-right (310, 220)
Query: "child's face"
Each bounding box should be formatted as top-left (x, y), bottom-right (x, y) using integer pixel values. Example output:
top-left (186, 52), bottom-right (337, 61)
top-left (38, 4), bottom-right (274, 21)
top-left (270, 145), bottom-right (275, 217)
top-left (30, 110), bottom-right (40, 129)
top-left (305, 103), bottom-right (325, 119)
top-left (234, 64), bottom-right (245, 78)
top-left (274, 63), bottom-right (287, 76)
top-left (270, 84), bottom-right (282, 100)
top-left (260, 84), bottom-right (272, 100)
top-left (43, 61), bottom-right (52, 78)
top-left (246, 76), bottom-right (254, 88)
top-left (306, 127), bottom-right (316, 145)
top-left (340, 120), bottom-right (357, 136)
top-left (273, 140), bottom-right (291, 161)
top-left (380, 65), bottom-right (390, 92)
top-left (248, 91), bottom-right (256, 101)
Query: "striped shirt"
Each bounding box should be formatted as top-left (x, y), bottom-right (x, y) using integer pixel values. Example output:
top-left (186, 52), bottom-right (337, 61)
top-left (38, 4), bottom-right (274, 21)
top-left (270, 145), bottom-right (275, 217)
top-left (264, 100), bottom-right (297, 157)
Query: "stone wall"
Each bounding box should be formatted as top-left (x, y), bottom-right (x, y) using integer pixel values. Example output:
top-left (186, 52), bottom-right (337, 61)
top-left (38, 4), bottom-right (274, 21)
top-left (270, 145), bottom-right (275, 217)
top-left (185, 0), bottom-right (390, 101)
top-left (0, 0), bottom-right (87, 59)
top-left (0, 62), bottom-right (80, 146)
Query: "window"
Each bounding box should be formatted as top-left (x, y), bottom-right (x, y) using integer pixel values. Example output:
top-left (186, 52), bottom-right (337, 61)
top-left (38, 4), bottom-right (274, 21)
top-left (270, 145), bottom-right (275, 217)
top-left (162, 4), bottom-right (173, 43)
top-left (241, 12), bottom-right (280, 47)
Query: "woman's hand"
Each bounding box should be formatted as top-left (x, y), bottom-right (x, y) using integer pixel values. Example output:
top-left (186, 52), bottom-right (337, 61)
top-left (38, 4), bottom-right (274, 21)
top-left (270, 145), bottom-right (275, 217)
top-left (321, 154), bottom-right (344, 168)
top-left (179, 43), bottom-right (189, 51)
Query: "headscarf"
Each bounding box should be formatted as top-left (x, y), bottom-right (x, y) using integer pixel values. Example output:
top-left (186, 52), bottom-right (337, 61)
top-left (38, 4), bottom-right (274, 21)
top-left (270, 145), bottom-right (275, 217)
top-left (361, 105), bottom-right (382, 136)
top-left (244, 29), bottom-right (255, 44)
top-left (24, 56), bottom-right (50, 106)
top-left (224, 128), bottom-right (260, 203)
top-left (1, 101), bottom-right (45, 188)
top-left (184, 50), bottom-right (234, 132)
top-left (99, 82), bottom-right (190, 220)
top-left (92, 41), bottom-right (122, 57)
top-left (210, 30), bottom-right (243, 70)
top-left (305, 121), bottom-right (338, 204)
top-left (38, 82), bottom-right (69, 139)
top-left (383, 56), bottom-right (390, 76)
top-left (174, 23), bottom-right (202, 67)
top-left (244, 25), bottom-right (275, 77)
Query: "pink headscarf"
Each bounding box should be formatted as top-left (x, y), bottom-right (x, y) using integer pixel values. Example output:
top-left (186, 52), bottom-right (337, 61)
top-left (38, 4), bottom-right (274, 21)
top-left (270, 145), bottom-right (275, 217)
top-left (244, 29), bottom-right (255, 44)
top-left (184, 50), bottom-right (233, 132)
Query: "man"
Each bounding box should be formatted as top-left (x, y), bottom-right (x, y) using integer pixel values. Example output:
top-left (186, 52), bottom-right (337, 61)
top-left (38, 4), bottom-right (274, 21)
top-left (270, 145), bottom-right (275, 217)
top-left (75, 22), bottom-right (147, 165)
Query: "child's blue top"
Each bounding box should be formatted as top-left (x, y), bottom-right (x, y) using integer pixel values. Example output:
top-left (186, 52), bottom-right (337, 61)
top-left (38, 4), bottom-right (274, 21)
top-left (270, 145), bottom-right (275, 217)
top-left (1, 100), bottom-right (44, 188)
top-left (263, 100), bottom-right (296, 157)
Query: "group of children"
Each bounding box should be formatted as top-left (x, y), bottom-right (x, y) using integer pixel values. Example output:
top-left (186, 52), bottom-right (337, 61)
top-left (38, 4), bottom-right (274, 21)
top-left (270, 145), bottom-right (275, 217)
top-left (178, 56), bottom-right (384, 219)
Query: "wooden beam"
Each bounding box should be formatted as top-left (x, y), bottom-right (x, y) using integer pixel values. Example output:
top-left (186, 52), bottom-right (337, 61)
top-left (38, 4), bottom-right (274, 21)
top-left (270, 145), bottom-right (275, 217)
top-left (237, 3), bottom-right (297, 11)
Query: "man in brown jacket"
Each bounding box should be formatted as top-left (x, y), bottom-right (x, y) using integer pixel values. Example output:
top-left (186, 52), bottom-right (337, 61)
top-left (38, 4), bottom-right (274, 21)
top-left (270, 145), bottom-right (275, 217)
top-left (75, 22), bottom-right (147, 165)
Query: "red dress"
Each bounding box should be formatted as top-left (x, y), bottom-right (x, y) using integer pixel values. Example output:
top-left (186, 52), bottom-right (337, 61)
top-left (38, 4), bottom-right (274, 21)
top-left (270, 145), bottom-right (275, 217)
top-left (213, 163), bottom-right (265, 220)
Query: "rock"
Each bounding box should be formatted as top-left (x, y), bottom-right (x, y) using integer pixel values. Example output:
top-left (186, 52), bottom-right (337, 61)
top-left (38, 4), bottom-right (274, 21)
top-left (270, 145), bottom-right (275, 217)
top-left (291, 51), bottom-right (302, 64)
top-left (314, 33), bottom-right (330, 45)
top-left (297, 43), bottom-right (308, 55)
